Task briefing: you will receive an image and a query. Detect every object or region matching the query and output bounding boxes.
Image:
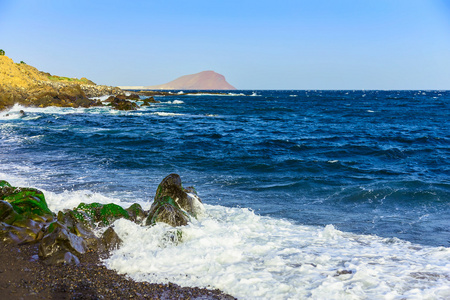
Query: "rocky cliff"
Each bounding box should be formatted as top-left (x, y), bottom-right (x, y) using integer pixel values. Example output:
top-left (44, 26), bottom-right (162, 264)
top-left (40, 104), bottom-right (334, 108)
top-left (0, 55), bottom-right (123, 111)
top-left (146, 70), bottom-right (236, 90)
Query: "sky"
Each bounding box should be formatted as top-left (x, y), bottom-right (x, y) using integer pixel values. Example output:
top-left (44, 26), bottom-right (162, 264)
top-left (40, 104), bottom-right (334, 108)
top-left (1, 0), bottom-right (450, 90)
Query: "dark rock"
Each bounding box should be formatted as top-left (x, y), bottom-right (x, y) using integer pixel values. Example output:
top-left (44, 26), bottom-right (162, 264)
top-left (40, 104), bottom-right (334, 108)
top-left (126, 93), bottom-right (141, 100)
top-left (126, 203), bottom-right (147, 223)
top-left (146, 196), bottom-right (190, 227)
top-left (0, 200), bottom-right (21, 225)
top-left (38, 221), bottom-right (87, 263)
top-left (141, 96), bottom-right (160, 106)
top-left (101, 227), bottom-right (122, 251)
top-left (56, 210), bottom-right (104, 252)
top-left (104, 96), bottom-right (138, 110)
top-left (155, 173), bottom-right (203, 217)
top-left (145, 174), bottom-right (204, 226)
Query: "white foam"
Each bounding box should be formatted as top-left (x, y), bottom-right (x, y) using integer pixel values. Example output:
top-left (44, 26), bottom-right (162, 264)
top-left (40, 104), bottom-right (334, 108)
top-left (91, 95), bottom-right (113, 101)
top-left (105, 205), bottom-right (450, 299)
top-left (0, 104), bottom-right (27, 119)
top-left (185, 93), bottom-right (245, 97)
top-left (165, 100), bottom-right (184, 104)
top-left (152, 112), bottom-right (185, 117)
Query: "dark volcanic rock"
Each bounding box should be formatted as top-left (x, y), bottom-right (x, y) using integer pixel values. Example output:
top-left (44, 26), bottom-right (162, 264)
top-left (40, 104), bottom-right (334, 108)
top-left (101, 226), bottom-right (122, 251)
top-left (146, 174), bottom-right (204, 226)
top-left (104, 95), bottom-right (138, 110)
top-left (141, 96), bottom-right (160, 106)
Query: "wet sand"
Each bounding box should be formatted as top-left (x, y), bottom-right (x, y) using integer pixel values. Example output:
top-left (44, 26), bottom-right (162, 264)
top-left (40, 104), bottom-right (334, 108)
top-left (0, 241), bottom-right (235, 299)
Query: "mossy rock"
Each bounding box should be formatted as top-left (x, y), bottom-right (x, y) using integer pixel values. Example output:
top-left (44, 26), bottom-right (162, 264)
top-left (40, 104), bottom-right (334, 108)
top-left (0, 180), bottom-right (12, 187)
top-left (145, 195), bottom-right (189, 227)
top-left (74, 202), bottom-right (130, 227)
top-left (154, 174), bottom-right (204, 218)
top-left (126, 203), bottom-right (147, 223)
top-left (0, 186), bottom-right (54, 222)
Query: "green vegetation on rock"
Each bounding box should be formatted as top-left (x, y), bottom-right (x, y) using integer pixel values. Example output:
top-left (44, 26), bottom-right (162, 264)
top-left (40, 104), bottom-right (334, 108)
top-left (75, 202), bottom-right (130, 227)
top-left (0, 49), bottom-right (5, 56)
top-left (0, 174), bottom-right (203, 265)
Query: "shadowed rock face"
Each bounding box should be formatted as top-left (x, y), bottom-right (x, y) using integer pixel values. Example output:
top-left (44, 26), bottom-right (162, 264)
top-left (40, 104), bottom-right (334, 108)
top-left (146, 174), bottom-right (205, 227)
top-left (0, 174), bottom-right (205, 265)
top-left (146, 70), bottom-right (237, 90)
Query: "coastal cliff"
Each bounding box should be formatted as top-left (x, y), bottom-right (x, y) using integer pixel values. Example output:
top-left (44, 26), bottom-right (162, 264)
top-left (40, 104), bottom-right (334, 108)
top-left (146, 70), bottom-right (237, 90)
top-left (0, 55), bottom-right (123, 111)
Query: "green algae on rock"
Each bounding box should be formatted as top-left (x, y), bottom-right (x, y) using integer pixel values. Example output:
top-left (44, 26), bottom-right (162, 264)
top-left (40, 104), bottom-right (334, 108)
top-left (75, 202), bottom-right (131, 227)
top-left (0, 174), bottom-right (205, 265)
top-left (0, 181), bottom-right (54, 244)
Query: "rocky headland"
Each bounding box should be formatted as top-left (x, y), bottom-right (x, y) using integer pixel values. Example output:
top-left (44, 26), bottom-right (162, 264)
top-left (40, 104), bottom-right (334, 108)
top-left (0, 54), bottom-right (149, 111)
top-left (0, 175), bottom-right (235, 299)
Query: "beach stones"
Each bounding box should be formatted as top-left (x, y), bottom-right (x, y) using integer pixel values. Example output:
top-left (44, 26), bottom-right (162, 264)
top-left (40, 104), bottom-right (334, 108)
top-left (145, 173), bottom-right (205, 227)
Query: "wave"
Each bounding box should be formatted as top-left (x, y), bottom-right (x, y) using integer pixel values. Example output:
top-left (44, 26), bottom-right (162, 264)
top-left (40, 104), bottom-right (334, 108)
top-left (104, 205), bottom-right (450, 299)
top-left (151, 112), bottom-right (186, 117)
top-left (164, 100), bottom-right (184, 104)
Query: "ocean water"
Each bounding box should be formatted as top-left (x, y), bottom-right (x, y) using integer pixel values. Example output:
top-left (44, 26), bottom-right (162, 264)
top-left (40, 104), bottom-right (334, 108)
top-left (0, 90), bottom-right (449, 299)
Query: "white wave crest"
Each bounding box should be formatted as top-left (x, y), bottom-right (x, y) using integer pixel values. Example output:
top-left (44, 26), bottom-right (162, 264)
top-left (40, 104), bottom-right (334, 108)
top-left (152, 112), bottom-right (185, 117)
top-left (165, 100), bottom-right (184, 104)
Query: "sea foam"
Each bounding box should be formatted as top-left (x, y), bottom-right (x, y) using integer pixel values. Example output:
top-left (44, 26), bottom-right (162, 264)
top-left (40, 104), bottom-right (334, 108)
top-left (104, 204), bottom-right (450, 299)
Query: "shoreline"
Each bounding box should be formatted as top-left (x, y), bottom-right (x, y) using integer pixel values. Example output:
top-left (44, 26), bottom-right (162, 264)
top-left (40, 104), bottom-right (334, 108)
top-left (0, 241), bottom-right (235, 299)
top-left (0, 176), bottom-right (236, 299)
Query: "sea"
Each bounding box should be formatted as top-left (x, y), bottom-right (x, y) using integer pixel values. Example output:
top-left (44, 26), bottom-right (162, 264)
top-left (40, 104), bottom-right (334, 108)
top-left (0, 90), bottom-right (449, 299)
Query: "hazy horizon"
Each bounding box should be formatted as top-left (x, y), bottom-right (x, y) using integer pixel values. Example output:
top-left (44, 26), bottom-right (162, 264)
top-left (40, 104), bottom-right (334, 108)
top-left (1, 0), bottom-right (450, 90)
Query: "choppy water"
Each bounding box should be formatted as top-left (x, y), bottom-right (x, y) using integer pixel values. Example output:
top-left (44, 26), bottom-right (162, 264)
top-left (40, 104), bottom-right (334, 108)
top-left (1, 90), bottom-right (449, 299)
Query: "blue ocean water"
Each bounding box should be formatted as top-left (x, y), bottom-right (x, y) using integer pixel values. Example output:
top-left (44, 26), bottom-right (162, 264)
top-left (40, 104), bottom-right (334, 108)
top-left (1, 90), bottom-right (449, 298)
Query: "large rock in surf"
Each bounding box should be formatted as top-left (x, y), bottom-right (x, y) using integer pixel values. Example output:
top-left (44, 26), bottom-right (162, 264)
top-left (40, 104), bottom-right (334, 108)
top-left (145, 174), bottom-right (204, 227)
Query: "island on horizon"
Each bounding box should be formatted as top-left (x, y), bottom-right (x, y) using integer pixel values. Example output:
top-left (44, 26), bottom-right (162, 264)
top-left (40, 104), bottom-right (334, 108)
top-left (136, 70), bottom-right (237, 90)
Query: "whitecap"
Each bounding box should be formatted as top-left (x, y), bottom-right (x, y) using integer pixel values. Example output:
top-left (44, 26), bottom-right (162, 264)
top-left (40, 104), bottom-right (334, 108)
top-left (152, 112), bottom-right (185, 117)
top-left (165, 100), bottom-right (184, 104)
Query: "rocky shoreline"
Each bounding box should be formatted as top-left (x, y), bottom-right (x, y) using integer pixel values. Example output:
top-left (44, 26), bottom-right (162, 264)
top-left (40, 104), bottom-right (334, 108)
top-left (0, 176), bottom-right (235, 299)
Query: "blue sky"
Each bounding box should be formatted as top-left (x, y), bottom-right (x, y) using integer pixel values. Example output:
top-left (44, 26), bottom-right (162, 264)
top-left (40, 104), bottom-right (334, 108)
top-left (1, 0), bottom-right (450, 89)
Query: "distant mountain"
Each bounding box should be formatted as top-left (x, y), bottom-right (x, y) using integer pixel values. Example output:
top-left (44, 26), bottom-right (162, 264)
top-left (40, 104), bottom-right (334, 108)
top-left (146, 71), bottom-right (236, 90)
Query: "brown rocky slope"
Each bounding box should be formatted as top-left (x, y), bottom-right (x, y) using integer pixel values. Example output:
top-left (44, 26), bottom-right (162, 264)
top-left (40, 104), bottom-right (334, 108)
top-left (0, 55), bottom-right (124, 111)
